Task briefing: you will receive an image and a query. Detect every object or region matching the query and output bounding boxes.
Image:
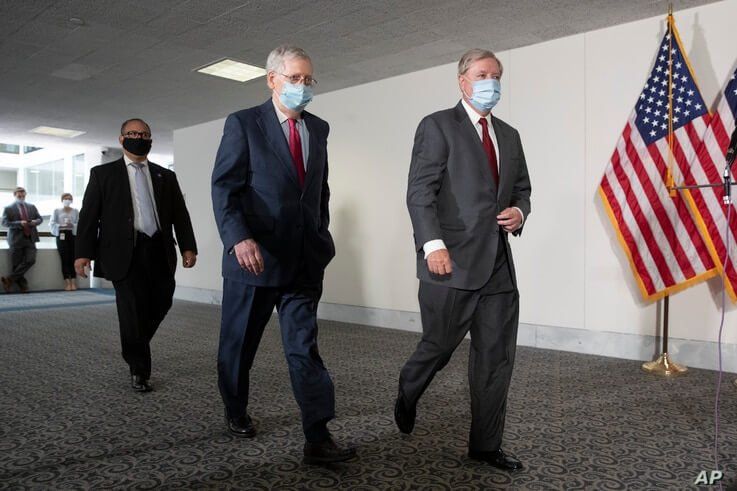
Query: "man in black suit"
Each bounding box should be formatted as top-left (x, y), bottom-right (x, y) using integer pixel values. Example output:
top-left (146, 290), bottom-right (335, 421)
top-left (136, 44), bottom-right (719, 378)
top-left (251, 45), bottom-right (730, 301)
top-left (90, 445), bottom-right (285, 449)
top-left (75, 118), bottom-right (197, 392)
top-left (397, 49), bottom-right (532, 471)
top-left (2, 187), bottom-right (42, 293)
top-left (211, 45), bottom-right (355, 465)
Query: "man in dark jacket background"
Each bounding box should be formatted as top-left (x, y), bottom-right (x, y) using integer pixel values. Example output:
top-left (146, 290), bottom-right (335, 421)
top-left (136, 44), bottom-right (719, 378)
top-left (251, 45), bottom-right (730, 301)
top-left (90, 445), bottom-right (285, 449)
top-left (75, 118), bottom-right (197, 393)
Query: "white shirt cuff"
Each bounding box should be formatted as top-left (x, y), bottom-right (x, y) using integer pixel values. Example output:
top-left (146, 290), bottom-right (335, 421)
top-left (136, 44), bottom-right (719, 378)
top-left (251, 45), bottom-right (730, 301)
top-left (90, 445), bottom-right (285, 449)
top-left (423, 239), bottom-right (447, 259)
top-left (512, 207), bottom-right (525, 231)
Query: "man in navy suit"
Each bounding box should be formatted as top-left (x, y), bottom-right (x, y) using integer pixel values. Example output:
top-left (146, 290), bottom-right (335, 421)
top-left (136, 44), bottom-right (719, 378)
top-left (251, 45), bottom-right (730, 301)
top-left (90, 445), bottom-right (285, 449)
top-left (211, 45), bottom-right (355, 465)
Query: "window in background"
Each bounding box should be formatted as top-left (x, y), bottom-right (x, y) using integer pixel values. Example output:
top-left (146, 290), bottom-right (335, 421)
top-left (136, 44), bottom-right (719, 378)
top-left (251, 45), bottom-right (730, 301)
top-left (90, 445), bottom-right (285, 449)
top-left (25, 159), bottom-right (64, 202)
top-left (72, 153), bottom-right (85, 197)
top-left (23, 146), bottom-right (42, 154)
top-left (0, 169), bottom-right (17, 192)
top-left (0, 143), bottom-right (20, 154)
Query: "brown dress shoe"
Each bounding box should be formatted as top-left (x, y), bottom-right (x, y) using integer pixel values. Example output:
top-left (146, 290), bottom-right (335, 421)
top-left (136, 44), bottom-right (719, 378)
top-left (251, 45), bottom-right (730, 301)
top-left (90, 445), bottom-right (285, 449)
top-left (303, 436), bottom-right (357, 465)
top-left (1, 277), bottom-right (12, 293)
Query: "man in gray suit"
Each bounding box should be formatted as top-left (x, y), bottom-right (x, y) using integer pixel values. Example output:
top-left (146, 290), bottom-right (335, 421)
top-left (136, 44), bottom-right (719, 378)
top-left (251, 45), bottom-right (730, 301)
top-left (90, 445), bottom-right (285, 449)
top-left (2, 187), bottom-right (43, 293)
top-left (396, 49), bottom-right (531, 471)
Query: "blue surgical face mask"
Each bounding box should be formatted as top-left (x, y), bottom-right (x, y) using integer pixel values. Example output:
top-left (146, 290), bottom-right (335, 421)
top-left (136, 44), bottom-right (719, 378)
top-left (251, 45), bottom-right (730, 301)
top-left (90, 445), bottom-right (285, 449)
top-left (279, 82), bottom-right (313, 112)
top-left (466, 78), bottom-right (501, 113)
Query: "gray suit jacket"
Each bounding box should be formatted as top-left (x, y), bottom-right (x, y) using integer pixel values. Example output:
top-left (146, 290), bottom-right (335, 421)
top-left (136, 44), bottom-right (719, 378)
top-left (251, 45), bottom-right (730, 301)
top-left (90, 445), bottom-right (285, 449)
top-left (2, 202), bottom-right (43, 246)
top-left (407, 101), bottom-right (532, 290)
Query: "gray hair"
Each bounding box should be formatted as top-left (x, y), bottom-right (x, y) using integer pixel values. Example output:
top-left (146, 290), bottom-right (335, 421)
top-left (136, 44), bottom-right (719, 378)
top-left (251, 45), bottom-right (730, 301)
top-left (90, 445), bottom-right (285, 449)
top-left (266, 44), bottom-right (311, 74)
top-left (120, 118), bottom-right (151, 136)
top-left (457, 48), bottom-right (503, 76)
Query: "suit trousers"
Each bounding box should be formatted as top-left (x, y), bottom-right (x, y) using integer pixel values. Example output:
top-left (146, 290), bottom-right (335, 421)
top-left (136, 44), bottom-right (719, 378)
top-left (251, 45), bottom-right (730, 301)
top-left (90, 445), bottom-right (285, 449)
top-left (218, 273), bottom-right (335, 443)
top-left (56, 232), bottom-right (76, 279)
top-left (399, 234), bottom-right (519, 452)
top-left (10, 236), bottom-right (37, 287)
top-left (112, 232), bottom-right (175, 378)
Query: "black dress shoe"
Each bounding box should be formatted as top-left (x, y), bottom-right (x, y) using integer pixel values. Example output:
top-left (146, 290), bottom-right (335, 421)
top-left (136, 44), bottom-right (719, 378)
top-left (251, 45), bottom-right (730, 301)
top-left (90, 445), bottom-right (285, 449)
top-left (469, 449), bottom-right (523, 471)
top-left (303, 436), bottom-right (357, 465)
top-left (131, 375), bottom-right (153, 392)
top-left (224, 410), bottom-right (256, 438)
top-left (394, 390), bottom-right (416, 434)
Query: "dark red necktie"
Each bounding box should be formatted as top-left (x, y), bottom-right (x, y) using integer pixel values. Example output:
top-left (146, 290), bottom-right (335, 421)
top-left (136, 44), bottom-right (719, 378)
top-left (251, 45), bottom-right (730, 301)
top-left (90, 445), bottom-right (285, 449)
top-left (288, 119), bottom-right (306, 187)
top-left (478, 117), bottom-right (499, 186)
top-left (18, 203), bottom-right (31, 236)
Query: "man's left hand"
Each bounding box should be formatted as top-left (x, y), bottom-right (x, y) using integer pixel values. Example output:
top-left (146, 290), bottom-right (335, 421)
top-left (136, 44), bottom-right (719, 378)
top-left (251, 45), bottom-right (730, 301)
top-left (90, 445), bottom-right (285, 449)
top-left (182, 250), bottom-right (197, 268)
top-left (497, 208), bottom-right (522, 233)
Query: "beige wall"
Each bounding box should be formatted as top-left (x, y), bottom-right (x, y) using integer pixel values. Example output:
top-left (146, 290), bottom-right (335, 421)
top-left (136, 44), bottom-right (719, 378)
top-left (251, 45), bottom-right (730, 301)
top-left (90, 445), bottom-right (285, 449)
top-left (174, 0), bottom-right (737, 345)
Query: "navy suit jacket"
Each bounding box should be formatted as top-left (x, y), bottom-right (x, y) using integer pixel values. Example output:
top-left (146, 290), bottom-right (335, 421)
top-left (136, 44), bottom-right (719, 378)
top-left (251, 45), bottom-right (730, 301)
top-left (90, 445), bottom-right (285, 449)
top-left (211, 100), bottom-right (335, 287)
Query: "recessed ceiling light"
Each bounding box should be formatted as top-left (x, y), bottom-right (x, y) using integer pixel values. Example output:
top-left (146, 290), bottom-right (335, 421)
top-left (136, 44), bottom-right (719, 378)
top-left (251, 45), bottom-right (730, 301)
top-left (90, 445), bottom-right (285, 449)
top-left (30, 126), bottom-right (86, 138)
top-left (195, 58), bottom-right (266, 83)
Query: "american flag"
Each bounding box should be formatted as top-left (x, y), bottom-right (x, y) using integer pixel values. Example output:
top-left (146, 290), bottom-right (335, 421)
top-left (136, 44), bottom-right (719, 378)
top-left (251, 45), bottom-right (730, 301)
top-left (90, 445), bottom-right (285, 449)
top-left (682, 68), bottom-right (737, 301)
top-left (598, 16), bottom-right (716, 301)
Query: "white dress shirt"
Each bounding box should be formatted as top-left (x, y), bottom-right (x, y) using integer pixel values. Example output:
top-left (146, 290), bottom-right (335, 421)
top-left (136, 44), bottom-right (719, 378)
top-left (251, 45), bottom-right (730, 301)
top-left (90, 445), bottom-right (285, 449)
top-left (124, 156), bottom-right (161, 233)
top-left (273, 100), bottom-right (310, 169)
top-left (422, 100), bottom-right (524, 259)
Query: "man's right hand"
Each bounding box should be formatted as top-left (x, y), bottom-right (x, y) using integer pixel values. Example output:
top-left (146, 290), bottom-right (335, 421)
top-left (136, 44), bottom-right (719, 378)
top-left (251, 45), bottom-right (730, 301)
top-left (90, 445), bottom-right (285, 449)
top-left (426, 249), bottom-right (452, 276)
top-left (75, 258), bottom-right (91, 278)
top-left (234, 239), bottom-right (264, 275)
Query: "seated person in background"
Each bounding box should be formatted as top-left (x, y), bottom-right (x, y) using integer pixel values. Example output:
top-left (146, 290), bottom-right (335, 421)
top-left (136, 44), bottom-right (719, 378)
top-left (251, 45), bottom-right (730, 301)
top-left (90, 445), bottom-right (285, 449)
top-left (49, 192), bottom-right (79, 291)
top-left (1, 187), bottom-right (42, 294)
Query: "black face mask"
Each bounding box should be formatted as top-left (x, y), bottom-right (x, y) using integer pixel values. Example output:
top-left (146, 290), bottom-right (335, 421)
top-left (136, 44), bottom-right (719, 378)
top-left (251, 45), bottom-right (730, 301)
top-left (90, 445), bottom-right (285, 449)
top-left (122, 137), bottom-right (152, 157)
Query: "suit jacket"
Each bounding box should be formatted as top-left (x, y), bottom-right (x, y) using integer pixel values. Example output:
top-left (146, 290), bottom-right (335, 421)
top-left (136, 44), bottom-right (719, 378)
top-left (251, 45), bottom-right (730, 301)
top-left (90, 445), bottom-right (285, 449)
top-left (2, 202), bottom-right (42, 245)
top-left (407, 101), bottom-right (532, 290)
top-left (75, 158), bottom-right (198, 281)
top-left (211, 100), bottom-right (334, 287)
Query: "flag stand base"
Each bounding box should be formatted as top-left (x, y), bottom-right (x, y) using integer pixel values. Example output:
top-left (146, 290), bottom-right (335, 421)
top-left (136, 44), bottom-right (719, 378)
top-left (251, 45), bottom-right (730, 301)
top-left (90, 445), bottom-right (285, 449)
top-left (642, 353), bottom-right (687, 376)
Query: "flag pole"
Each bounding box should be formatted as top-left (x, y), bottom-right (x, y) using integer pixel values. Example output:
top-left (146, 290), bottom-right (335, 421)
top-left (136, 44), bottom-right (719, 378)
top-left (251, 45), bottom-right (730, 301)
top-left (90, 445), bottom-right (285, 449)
top-left (642, 4), bottom-right (688, 377)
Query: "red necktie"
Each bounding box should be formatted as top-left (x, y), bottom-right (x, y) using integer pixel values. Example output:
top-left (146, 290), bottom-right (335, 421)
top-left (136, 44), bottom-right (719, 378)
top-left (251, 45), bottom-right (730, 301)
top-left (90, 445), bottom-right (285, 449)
top-left (478, 117), bottom-right (499, 186)
top-left (18, 203), bottom-right (31, 236)
top-left (288, 119), bottom-right (306, 187)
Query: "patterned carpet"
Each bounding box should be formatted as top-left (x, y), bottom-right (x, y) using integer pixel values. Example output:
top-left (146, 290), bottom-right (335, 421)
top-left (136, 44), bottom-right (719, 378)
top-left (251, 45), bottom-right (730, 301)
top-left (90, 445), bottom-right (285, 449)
top-left (1, 298), bottom-right (736, 490)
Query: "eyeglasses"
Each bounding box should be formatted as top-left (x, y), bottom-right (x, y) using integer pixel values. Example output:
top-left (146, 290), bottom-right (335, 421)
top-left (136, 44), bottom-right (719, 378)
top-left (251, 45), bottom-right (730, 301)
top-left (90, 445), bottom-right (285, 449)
top-left (122, 131), bottom-right (151, 139)
top-left (278, 73), bottom-right (317, 86)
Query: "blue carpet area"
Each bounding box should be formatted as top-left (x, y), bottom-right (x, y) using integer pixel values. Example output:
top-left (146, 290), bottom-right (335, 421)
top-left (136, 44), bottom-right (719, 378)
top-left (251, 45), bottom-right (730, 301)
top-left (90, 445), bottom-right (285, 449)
top-left (0, 288), bottom-right (115, 313)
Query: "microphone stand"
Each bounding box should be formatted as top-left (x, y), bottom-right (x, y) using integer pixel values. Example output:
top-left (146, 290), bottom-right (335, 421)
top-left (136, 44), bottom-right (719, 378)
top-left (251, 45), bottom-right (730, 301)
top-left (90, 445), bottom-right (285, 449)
top-left (663, 154), bottom-right (735, 382)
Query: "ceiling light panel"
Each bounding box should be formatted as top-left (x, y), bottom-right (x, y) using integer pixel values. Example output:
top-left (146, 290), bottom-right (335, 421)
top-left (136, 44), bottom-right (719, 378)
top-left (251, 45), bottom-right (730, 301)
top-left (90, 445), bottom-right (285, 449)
top-left (30, 126), bottom-right (86, 138)
top-left (196, 58), bottom-right (266, 82)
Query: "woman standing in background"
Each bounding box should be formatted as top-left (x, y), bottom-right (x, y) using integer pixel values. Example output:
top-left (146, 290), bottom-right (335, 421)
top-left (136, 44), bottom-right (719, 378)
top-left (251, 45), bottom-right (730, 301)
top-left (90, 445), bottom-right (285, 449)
top-left (50, 193), bottom-right (79, 291)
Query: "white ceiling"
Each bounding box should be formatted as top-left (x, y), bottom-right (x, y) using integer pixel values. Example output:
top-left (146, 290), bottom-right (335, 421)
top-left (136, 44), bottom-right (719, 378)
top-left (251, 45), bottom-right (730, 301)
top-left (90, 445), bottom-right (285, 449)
top-left (0, 0), bottom-right (721, 157)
